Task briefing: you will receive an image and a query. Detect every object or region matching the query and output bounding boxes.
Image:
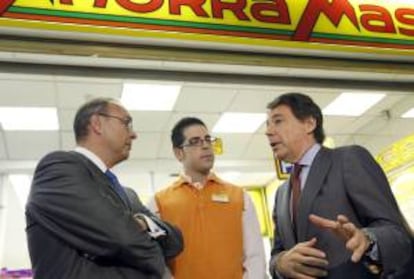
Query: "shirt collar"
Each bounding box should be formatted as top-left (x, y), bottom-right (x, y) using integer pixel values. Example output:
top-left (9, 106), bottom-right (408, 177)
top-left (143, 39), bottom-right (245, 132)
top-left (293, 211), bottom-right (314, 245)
top-left (74, 146), bottom-right (107, 173)
top-left (174, 172), bottom-right (220, 190)
top-left (298, 143), bottom-right (321, 167)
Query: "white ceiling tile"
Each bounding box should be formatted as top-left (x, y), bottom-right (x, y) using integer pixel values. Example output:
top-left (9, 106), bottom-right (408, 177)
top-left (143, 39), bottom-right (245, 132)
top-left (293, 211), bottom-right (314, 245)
top-left (243, 134), bottom-right (273, 160)
top-left (59, 109), bottom-right (77, 132)
top-left (0, 79), bottom-right (56, 106)
top-left (56, 81), bottom-right (122, 109)
top-left (60, 132), bottom-right (76, 151)
top-left (215, 134), bottom-right (253, 159)
top-left (324, 116), bottom-right (358, 134)
top-left (129, 132), bottom-right (162, 159)
top-left (227, 89), bottom-right (274, 112)
top-left (0, 131), bottom-right (8, 159)
top-left (6, 131), bottom-right (59, 160)
top-left (157, 132), bottom-right (175, 160)
top-left (130, 111), bottom-right (172, 132)
top-left (174, 85), bottom-right (237, 112)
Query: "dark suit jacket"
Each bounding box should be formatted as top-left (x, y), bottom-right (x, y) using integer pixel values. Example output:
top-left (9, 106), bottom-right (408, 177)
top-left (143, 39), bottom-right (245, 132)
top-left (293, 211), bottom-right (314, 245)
top-left (270, 146), bottom-right (412, 279)
top-left (26, 151), bottom-right (183, 279)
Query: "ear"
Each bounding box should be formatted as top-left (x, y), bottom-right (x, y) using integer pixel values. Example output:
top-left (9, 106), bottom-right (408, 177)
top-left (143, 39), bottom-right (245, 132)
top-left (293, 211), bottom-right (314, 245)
top-left (89, 114), bottom-right (103, 135)
top-left (173, 147), bottom-right (184, 162)
top-left (305, 117), bottom-right (317, 134)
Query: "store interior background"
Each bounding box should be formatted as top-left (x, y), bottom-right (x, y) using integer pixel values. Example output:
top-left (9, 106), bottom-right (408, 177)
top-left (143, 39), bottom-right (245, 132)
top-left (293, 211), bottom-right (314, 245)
top-left (0, 55), bottom-right (413, 270)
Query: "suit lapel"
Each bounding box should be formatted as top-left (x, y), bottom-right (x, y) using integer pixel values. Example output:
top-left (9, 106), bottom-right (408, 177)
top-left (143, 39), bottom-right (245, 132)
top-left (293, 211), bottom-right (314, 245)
top-left (296, 148), bottom-right (332, 241)
top-left (277, 183), bottom-right (297, 248)
top-left (70, 151), bottom-right (131, 211)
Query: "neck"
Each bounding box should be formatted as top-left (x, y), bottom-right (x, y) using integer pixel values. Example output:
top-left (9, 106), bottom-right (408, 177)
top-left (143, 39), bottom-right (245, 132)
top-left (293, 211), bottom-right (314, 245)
top-left (78, 141), bottom-right (114, 168)
top-left (184, 169), bottom-right (209, 185)
top-left (293, 141), bottom-right (317, 163)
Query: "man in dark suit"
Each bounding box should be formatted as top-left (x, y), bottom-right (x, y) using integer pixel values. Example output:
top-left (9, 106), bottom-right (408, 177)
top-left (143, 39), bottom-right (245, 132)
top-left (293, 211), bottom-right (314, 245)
top-left (266, 93), bottom-right (412, 279)
top-left (26, 98), bottom-right (183, 279)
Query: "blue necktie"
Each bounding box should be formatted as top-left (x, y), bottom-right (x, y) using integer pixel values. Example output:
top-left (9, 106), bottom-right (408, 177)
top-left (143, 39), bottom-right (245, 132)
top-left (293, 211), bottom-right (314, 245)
top-left (105, 170), bottom-right (130, 207)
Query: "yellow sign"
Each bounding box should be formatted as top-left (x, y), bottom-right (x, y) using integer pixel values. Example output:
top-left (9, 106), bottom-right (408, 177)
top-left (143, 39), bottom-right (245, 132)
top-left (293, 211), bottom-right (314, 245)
top-left (0, 0), bottom-right (413, 56)
top-left (376, 134), bottom-right (414, 173)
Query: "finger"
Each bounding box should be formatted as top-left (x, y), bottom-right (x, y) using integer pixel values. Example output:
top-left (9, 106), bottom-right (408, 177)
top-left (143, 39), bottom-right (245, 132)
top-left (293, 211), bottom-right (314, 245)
top-left (351, 242), bottom-right (367, 262)
top-left (309, 214), bottom-right (337, 229)
top-left (302, 256), bottom-right (329, 268)
top-left (296, 263), bottom-right (328, 278)
top-left (337, 214), bottom-right (350, 224)
top-left (345, 234), bottom-right (360, 252)
top-left (342, 222), bottom-right (357, 239)
top-left (297, 246), bottom-right (326, 259)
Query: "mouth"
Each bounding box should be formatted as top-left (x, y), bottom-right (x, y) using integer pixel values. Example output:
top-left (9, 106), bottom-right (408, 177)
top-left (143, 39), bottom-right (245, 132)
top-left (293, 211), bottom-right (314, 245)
top-left (201, 154), bottom-right (213, 160)
top-left (269, 142), bottom-right (281, 150)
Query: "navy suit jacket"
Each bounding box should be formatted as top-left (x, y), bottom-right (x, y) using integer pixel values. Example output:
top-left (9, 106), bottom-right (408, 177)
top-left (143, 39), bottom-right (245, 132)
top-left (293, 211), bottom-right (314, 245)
top-left (26, 151), bottom-right (183, 279)
top-left (270, 146), bottom-right (412, 279)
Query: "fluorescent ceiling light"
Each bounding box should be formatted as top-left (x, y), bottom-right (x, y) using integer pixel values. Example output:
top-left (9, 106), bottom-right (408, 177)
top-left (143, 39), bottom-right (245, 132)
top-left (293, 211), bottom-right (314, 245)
top-left (213, 112), bottom-right (266, 133)
top-left (0, 107), bottom-right (59, 131)
top-left (121, 83), bottom-right (181, 111)
top-left (401, 108), bottom-right (414, 118)
top-left (9, 174), bottom-right (32, 210)
top-left (323, 92), bottom-right (385, 116)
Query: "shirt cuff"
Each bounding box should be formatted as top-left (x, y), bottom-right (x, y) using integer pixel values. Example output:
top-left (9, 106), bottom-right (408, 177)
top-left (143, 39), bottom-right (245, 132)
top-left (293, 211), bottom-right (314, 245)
top-left (135, 214), bottom-right (166, 238)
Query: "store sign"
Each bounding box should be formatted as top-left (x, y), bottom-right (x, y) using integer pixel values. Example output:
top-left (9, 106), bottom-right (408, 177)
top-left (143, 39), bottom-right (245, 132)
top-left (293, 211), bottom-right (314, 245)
top-left (376, 134), bottom-right (414, 173)
top-left (0, 0), bottom-right (413, 56)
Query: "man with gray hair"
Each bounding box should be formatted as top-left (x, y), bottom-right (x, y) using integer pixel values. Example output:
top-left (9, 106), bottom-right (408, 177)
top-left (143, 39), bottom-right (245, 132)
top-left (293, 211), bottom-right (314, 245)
top-left (26, 98), bottom-right (183, 279)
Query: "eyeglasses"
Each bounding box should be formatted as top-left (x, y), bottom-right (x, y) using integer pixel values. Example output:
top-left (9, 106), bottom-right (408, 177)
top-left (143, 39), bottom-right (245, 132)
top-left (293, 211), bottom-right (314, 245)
top-left (98, 113), bottom-right (133, 131)
top-left (181, 136), bottom-right (218, 148)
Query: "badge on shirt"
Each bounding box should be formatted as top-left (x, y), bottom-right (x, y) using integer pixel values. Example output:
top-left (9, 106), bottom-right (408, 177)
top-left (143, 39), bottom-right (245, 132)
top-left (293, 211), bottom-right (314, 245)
top-left (211, 193), bottom-right (229, 203)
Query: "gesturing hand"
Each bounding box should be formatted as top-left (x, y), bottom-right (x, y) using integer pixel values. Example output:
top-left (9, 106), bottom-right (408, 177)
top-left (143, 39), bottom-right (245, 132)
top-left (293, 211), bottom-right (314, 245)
top-left (277, 237), bottom-right (328, 279)
top-left (309, 214), bottom-right (370, 262)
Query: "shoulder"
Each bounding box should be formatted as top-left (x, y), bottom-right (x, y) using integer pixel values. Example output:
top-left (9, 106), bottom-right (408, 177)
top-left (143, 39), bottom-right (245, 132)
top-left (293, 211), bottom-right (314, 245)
top-left (36, 151), bottom-right (76, 168)
top-left (332, 145), bottom-right (373, 160)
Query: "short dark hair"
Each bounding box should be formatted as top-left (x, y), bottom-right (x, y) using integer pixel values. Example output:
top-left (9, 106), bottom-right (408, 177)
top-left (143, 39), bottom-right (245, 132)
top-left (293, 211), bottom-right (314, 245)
top-left (267, 93), bottom-right (325, 143)
top-left (73, 98), bottom-right (115, 143)
top-left (171, 117), bottom-right (207, 148)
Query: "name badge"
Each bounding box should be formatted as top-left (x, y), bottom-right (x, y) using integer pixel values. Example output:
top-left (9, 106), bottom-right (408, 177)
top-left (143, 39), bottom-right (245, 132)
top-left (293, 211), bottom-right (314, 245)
top-left (212, 193), bottom-right (229, 203)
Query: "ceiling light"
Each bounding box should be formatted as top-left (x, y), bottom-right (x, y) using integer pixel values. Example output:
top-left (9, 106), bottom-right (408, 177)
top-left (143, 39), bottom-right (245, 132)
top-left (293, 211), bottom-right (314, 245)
top-left (401, 108), bottom-right (414, 118)
top-left (0, 107), bottom-right (59, 131)
top-left (213, 112), bottom-right (266, 133)
top-left (323, 92), bottom-right (385, 116)
top-left (121, 83), bottom-right (181, 111)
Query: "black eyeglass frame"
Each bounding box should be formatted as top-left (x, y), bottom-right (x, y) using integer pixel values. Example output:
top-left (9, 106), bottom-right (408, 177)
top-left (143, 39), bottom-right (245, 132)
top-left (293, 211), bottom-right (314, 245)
top-left (180, 136), bottom-right (218, 148)
top-left (98, 113), bottom-right (133, 131)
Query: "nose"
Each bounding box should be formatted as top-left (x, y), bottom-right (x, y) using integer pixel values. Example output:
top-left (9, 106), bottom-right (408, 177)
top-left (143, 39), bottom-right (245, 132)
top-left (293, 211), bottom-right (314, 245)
top-left (130, 130), bottom-right (137, 140)
top-left (265, 123), bottom-right (273, 137)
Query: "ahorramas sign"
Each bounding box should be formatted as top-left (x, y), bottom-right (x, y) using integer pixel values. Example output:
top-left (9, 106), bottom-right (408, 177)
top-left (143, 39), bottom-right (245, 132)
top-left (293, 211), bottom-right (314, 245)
top-left (0, 0), bottom-right (413, 56)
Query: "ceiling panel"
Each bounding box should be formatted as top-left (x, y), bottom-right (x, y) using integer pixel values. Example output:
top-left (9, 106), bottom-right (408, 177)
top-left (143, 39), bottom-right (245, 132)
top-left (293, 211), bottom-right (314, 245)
top-left (6, 131), bottom-right (59, 160)
top-left (61, 131), bottom-right (76, 151)
top-left (0, 79), bottom-right (56, 106)
top-left (215, 134), bottom-right (253, 159)
top-left (0, 131), bottom-right (8, 159)
top-left (129, 132), bottom-right (162, 159)
top-left (174, 84), bottom-right (237, 113)
top-left (56, 81), bottom-right (121, 109)
top-left (227, 89), bottom-right (275, 113)
top-left (0, 71), bottom-right (411, 184)
top-left (243, 134), bottom-right (273, 160)
top-left (130, 111), bottom-right (172, 132)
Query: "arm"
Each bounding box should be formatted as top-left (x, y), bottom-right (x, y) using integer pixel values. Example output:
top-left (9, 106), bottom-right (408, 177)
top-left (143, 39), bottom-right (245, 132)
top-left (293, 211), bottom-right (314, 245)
top-left (27, 152), bottom-right (165, 276)
top-left (342, 146), bottom-right (411, 274)
top-left (242, 193), bottom-right (267, 279)
top-left (126, 189), bottom-right (183, 260)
